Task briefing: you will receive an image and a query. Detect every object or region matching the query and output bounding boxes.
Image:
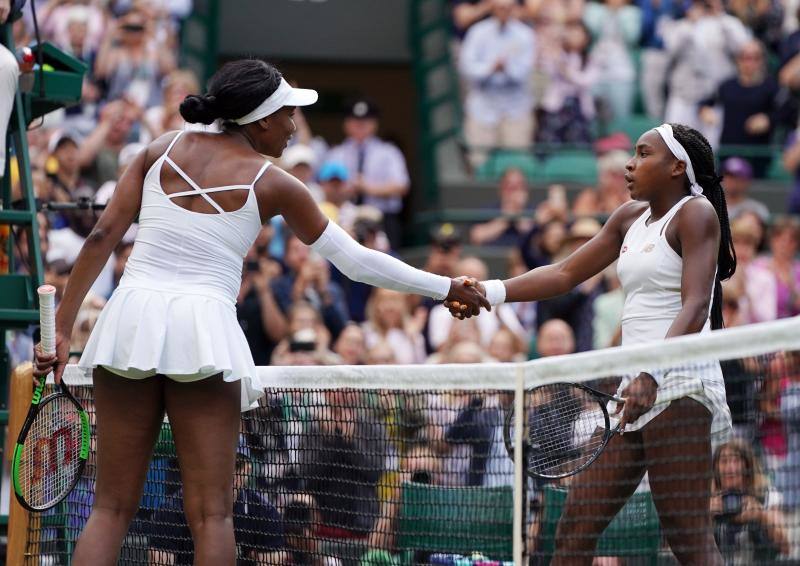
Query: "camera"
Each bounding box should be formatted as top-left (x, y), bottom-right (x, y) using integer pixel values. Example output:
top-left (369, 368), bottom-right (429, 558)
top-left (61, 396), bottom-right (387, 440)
top-left (719, 490), bottom-right (744, 518)
top-left (289, 329), bottom-right (317, 353)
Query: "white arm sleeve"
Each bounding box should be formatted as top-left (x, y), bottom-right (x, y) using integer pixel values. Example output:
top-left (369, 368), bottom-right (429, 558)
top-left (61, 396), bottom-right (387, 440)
top-left (310, 221), bottom-right (452, 300)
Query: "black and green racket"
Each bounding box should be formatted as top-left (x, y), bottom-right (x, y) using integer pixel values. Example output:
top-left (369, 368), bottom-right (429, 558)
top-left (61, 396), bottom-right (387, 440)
top-left (11, 285), bottom-right (90, 512)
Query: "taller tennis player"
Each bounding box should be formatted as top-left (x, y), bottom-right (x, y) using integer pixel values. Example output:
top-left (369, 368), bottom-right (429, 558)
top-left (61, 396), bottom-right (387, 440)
top-left (33, 59), bottom-right (488, 566)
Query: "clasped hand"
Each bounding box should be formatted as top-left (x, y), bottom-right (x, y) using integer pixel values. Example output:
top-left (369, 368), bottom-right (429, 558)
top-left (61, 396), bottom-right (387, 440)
top-left (443, 277), bottom-right (490, 319)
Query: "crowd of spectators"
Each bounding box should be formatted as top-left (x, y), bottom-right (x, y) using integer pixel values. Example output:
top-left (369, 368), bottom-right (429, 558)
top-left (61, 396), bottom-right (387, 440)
top-left (3, 0), bottom-right (800, 565)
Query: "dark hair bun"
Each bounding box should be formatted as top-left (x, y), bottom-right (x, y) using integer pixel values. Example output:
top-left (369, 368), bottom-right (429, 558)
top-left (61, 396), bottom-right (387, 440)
top-left (179, 94), bottom-right (219, 125)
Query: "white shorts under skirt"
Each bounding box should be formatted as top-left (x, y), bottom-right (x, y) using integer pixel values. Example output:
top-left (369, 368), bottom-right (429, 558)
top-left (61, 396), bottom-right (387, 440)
top-left (79, 286), bottom-right (265, 411)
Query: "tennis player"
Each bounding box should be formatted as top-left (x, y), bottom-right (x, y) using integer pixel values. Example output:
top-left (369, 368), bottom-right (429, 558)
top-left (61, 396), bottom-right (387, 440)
top-left (32, 59), bottom-right (488, 566)
top-left (453, 124), bottom-right (735, 564)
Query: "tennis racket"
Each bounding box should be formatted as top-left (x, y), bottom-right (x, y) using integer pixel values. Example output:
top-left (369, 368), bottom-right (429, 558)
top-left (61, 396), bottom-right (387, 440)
top-left (503, 378), bottom-right (703, 480)
top-left (11, 285), bottom-right (90, 512)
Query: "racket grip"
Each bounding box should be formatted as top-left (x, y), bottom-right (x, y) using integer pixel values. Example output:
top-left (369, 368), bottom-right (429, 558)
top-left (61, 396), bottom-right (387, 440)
top-left (38, 285), bottom-right (57, 355)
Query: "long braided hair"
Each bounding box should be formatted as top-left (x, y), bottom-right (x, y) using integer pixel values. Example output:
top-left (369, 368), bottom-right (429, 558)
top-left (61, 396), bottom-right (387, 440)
top-left (670, 124), bottom-right (737, 330)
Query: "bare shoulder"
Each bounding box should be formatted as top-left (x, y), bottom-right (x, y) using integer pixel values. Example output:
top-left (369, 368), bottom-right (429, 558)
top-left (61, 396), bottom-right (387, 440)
top-left (607, 199), bottom-right (649, 233)
top-left (142, 131), bottom-right (183, 171)
top-left (677, 196), bottom-right (719, 232)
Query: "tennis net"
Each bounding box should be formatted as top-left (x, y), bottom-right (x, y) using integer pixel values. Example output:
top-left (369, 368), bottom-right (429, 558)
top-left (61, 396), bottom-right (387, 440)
top-left (13, 316), bottom-right (800, 565)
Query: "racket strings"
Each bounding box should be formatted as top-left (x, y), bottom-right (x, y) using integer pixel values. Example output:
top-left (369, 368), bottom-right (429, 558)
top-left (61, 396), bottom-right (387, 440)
top-left (18, 395), bottom-right (84, 509)
top-left (521, 384), bottom-right (609, 476)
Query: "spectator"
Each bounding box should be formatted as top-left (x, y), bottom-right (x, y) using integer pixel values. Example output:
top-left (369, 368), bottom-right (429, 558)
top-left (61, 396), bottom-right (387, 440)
top-left (271, 233), bottom-right (349, 339)
top-left (700, 41), bottom-right (782, 176)
top-left (592, 263), bottom-right (624, 349)
top-left (283, 494), bottom-right (341, 566)
top-left (638, 0), bottom-right (682, 120)
top-left (532, 318), bottom-right (576, 359)
top-left (237, 234), bottom-right (287, 366)
top-left (326, 98), bottom-right (410, 249)
top-left (720, 157), bottom-right (770, 223)
top-left (776, 351), bottom-right (800, 560)
top-left (364, 341), bottom-right (398, 365)
top-left (317, 160), bottom-right (356, 230)
top-left (94, 8), bottom-right (176, 108)
top-left (362, 288), bottom-right (426, 364)
top-left (271, 301), bottom-right (339, 367)
top-left (572, 150), bottom-right (630, 216)
top-left (519, 183), bottom-right (569, 269)
top-left (424, 223), bottom-right (464, 278)
top-left (662, 0), bottom-right (751, 133)
top-left (470, 167), bottom-right (535, 246)
top-left (333, 323), bottom-right (367, 365)
top-left (781, 127), bottom-right (800, 214)
top-left (727, 216), bottom-right (774, 324)
top-left (44, 131), bottom-right (93, 229)
top-left (537, 20), bottom-right (596, 146)
top-left (750, 216), bottom-right (800, 320)
top-left (583, 0), bottom-right (641, 124)
top-left (142, 68), bottom-right (201, 142)
top-left (77, 98), bottom-right (141, 186)
top-left (282, 144), bottom-right (322, 202)
top-left (489, 326), bottom-right (527, 362)
top-left (459, 0), bottom-right (536, 168)
top-left (428, 256), bottom-right (528, 352)
top-left (711, 439), bottom-right (790, 564)
top-left (727, 0), bottom-right (785, 54)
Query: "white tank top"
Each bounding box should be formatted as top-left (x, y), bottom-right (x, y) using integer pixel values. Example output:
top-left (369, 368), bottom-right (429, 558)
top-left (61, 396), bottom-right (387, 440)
top-left (118, 132), bottom-right (269, 304)
top-left (617, 195), bottom-right (713, 345)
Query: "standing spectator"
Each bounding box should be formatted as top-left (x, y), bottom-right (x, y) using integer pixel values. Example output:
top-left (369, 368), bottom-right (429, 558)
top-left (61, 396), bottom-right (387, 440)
top-left (142, 69), bottom-right (201, 142)
top-left (317, 161), bottom-right (356, 229)
top-left (326, 99), bottom-right (410, 249)
top-left (583, 0), bottom-right (641, 124)
top-left (94, 8), bottom-right (176, 108)
top-left (469, 167), bottom-right (535, 246)
top-left (537, 20), bottom-right (597, 145)
top-left (720, 157), bottom-right (770, 222)
top-left (77, 99), bottom-right (141, 186)
top-left (424, 223), bottom-right (464, 278)
top-left (781, 127), bottom-right (800, 213)
top-left (662, 0), bottom-right (751, 134)
top-left (638, 0), bottom-right (682, 120)
top-left (727, 0), bottom-right (785, 54)
top-left (700, 40), bottom-right (781, 176)
top-left (459, 0), bottom-right (536, 168)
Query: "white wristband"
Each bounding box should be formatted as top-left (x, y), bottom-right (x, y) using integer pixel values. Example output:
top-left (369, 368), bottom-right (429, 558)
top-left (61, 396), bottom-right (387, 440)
top-left (482, 279), bottom-right (506, 306)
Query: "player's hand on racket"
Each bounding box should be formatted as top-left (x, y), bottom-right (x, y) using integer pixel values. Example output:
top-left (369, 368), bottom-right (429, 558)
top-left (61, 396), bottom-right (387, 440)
top-left (33, 331), bottom-right (70, 385)
top-left (614, 372), bottom-right (658, 433)
top-left (444, 277), bottom-right (490, 319)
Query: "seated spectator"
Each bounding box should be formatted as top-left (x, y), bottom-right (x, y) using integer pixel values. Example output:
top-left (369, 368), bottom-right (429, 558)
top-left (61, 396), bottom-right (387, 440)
top-left (271, 301), bottom-right (339, 366)
top-left (283, 494), bottom-right (342, 566)
top-left (662, 0), bottom-right (750, 133)
top-left (94, 8), bottom-right (176, 108)
top-left (531, 318), bottom-right (576, 360)
top-left (142, 69), bottom-right (201, 142)
top-left (317, 160), bottom-right (357, 229)
top-left (470, 167), bottom-right (535, 246)
top-left (326, 98), bottom-right (410, 249)
top-left (428, 256), bottom-right (528, 352)
top-left (282, 144), bottom-right (322, 202)
top-left (489, 327), bottom-right (527, 362)
top-left (721, 157), bottom-right (770, 223)
top-left (572, 150), bottom-right (630, 216)
top-left (536, 218), bottom-right (605, 352)
top-left (777, 351), bottom-right (800, 560)
top-left (459, 0), bottom-right (536, 168)
top-left (750, 216), bottom-right (800, 320)
top-left (592, 263), bottom-right (624, 349)
top-left (147, 442), bottom-right (287, 565)
top-left (272, 233), bottom-right (349, 339)
top-left (537, 20), bottom-right (596, 146)
top-left (583, 0), bottom-right (641, 124)
top-left (726, 217), bottom-right (773, 324)
top-left (44, 131), bottom-right (94, 229)
top-left (333, 323), bottom-right (367, 365)
top-left (712, 439), bottom-right (790, 564)
top-left (700, 40), bottom-right (781, 176)
top-left (362, 288), bottom-right (426, 364)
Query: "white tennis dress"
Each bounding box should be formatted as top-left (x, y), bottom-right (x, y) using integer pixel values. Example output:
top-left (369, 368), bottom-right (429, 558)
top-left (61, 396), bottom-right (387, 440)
top-left (614, 195), bottom-right (732, 440)
top-left (79, 132), bottom-right (269, 411)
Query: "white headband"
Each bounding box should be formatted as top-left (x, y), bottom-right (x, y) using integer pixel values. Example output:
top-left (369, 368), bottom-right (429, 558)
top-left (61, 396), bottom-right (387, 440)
top-left (233, 78), bottom-right (318, 125)
top-left (653, 124), bottom-right (704, 197)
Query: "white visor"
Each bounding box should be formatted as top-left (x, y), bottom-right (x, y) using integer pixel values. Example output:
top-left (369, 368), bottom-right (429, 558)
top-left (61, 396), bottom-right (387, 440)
top-left (233, 78), bottom-right (318, 125)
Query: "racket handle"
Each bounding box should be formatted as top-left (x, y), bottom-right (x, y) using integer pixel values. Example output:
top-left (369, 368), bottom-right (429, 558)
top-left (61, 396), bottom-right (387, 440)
top-left (38, 285), bottom-right (57, 355)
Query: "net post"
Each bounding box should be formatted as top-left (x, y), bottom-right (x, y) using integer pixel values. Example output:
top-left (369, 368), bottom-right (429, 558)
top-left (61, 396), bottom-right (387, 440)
top-left (7, 362), bottom-right (34, 565)
top-left (513, 364), bottom-right (525, 565)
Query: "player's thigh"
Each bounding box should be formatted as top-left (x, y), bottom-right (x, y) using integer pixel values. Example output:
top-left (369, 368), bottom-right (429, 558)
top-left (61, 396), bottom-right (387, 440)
top-left (164, 374), bottom-right (241, 519)
top-left (558, 431), bottom-right (647, 529)
top-left (92, 367), bottom-right (165, 510)
top-left (642, 398), bottom-right (713, 530)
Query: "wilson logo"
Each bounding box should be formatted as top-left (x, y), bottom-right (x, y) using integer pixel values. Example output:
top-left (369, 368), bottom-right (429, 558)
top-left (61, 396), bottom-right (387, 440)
top-left (31, 427), bottom-right (75, 483)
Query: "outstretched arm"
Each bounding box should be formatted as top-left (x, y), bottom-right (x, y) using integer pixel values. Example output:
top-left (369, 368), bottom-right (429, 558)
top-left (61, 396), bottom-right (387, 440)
top-left (257, 166), bottom-right (490, 315)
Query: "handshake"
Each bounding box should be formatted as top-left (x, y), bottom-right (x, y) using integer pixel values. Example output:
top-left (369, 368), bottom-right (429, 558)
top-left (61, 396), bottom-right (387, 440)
top-left (443, 277), bottom-right (491, 319)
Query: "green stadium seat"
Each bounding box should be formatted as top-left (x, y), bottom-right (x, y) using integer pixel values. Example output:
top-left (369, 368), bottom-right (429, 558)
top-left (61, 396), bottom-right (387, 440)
top-left (536, 485), bottom-right (661, 565)
top-left (476, 150), bottom-right (541, 181)
top-left (767, 149), bottom-right (792, 182)
top-left (396, 482), bottom-right (513, 559)
top-left (608, 114), bottom-right (660, 145)
top-left (541, 150), bottom-right (598, 185)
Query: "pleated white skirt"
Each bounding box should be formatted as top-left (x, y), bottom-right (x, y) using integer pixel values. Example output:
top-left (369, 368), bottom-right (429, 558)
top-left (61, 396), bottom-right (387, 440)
top-left (78, 286), bottom-right (264, 411)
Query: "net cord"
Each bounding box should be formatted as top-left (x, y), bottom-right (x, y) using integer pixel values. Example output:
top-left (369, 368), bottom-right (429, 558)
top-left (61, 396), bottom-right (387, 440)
top-left (54, 316), bottom-right (800, 389)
